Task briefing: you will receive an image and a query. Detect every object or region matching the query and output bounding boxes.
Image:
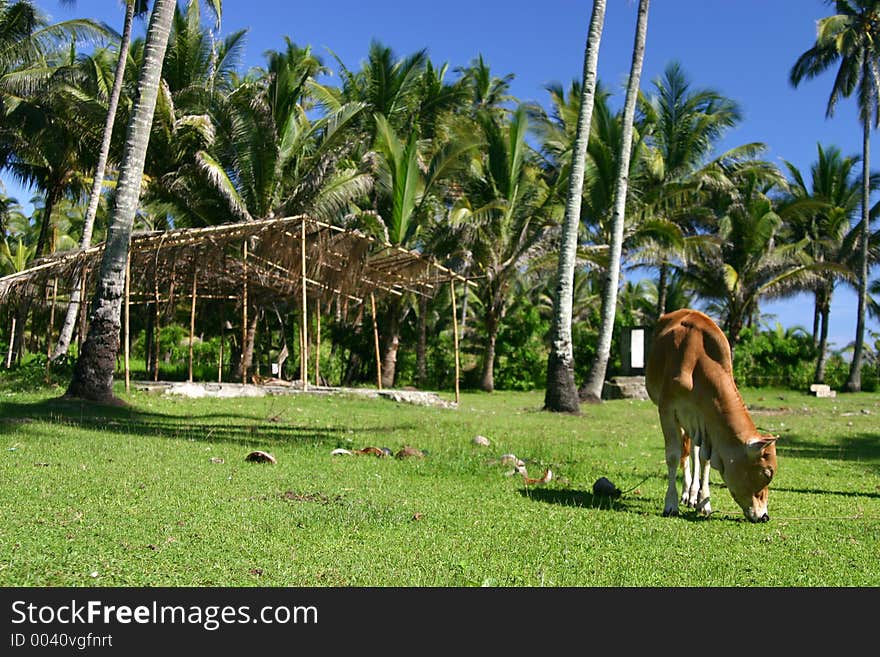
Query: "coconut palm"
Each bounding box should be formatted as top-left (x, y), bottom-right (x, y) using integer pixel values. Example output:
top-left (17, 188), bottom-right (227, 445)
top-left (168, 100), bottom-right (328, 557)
top-left (790, 0), bottom-right (880, 391)
top-left (782, 143), bottom-right (880, 381)
top-left (637, 61), bottom-right (745, 318)
top-left (543, 0), bottom-right (606, 413)
top-left (682, 164), bottom-right (819, 355)
top-left (360, 114), bottom-right (477, 386)
top-left (436, 106), bottom-right (559, 392)
top-left (51, 1), bottom-right (152, 362)
top-left (580, 0), bottom-right (650, 403)
top-left (188, 42), bottom-right (370, 380)
top-left (455, 54), bottom-right (515, 118)
top-left (66, 0), bottom-right (178, 402)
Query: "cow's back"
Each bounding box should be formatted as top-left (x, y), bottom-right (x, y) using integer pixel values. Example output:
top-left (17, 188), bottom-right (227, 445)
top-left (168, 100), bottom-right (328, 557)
top-left (647, 310), bottom-right (723, 394)
top-left (646, 308), bottom-right (754, 437)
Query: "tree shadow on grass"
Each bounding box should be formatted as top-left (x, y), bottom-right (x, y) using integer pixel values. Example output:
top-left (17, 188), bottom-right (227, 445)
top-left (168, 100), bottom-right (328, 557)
top-left (0, 396), bottom-right (419, 449)
top-left (772, 486), bottom-right (880, 500)
top-left (779, 431), bottom-right (880, 472)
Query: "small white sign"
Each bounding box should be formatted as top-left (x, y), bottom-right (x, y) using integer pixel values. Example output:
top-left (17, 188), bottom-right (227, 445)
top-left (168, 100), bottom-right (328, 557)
top-left (630, 329), bottom-right (644, 368)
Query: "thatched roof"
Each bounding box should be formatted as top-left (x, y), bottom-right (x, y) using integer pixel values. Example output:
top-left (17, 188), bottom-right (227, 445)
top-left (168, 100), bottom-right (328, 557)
top-left (0, 215), bottom-right (467, 309)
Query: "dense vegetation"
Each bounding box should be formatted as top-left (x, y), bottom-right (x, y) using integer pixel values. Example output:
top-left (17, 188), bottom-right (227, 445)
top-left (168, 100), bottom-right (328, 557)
top-left (1, 0), bottom-right (879, 396)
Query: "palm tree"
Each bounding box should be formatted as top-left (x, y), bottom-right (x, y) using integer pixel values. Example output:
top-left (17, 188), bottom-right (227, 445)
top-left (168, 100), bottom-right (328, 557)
top-left (790, 0), bottom-right (880, 392)
top-left (637, 61), bottom-right (744, 318)
top-left (455, 54), bottom-right (515, 118)
top-left (438, 106), bottom-right (558, 392)
top-left (363, 114), bottom-right (477, 386)
top-left (682, 164), bottom-right (818, 355)
top-left (191, 42), bottom-right (369, 380)
top-left (543, 0), bottom-right (606, 413)
top-left (51, 0), bottom-right (151, 363)
top-left (66, 0), bottom-right (177, 402)
top-left (782, 143), bottom-right (879, 381)
top-left (580, 0), bottom-right (651, 403)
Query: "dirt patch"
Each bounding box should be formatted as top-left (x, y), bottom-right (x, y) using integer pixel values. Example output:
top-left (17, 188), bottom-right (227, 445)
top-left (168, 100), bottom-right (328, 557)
top-left (282, 491), bottom-right (343, 505)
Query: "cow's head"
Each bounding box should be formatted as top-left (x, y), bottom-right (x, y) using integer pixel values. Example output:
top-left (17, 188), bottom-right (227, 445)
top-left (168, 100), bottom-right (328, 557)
top-left (725, 435), bottom-right (778, 522)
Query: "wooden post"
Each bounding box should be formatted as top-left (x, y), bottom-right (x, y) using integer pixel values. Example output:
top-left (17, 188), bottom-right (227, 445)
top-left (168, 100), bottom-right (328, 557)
top-left (241, 241), bottom-right (248, 383)
top-left (46, 278), bottom-right (57, 360)
top-left (77, 269), bottom-right (87, 352)
top-left (450, 282), bottom-right (460, 405)
top-left (153, 272), bottom-right (160, 382)
top-left (6, 317), bottom-right (15, 369)
top-left (300, 219), bottom-right (308, 391)
top-left (218, 316), bottom-right (224, 383)
top-left (124, 252), bottom-right (131, 393)
top-left (370, 292), bottom-right (382, 390)
top-left (314, 308), bottom-right (321, 386)
top-left (188, 266), bottom-right (197, 382)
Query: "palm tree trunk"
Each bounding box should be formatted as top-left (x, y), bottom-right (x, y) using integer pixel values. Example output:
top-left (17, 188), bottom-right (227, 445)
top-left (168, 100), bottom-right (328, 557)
top-left (581, 0), bottom-right (650, 403)
top-left (480, 312), bottom-right (498, 393)
top-left (845, 118), bottom-right (870, 393)
top-left (811, 290), bottom-right (821, 346)
top-left (814, 295), bottom-right (830, 384)
top-left (380, 298), bottom-right (402, 388)
top-left (34, 185), bottom-right (60, 259)
top-left (52, 0), bottom-right (136, 363)
top-left (66, 0), bottom-right (177, 403)
top-left (544, 0), bottom-right (606, 413)
top-left (237, 310), bottom-right (259, 382)
top-left (656, 263), bottom-right (668, 320)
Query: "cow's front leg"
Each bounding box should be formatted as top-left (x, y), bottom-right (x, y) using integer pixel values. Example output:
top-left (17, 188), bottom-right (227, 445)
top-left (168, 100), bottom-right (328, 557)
top-left (696, 449), bottom-right (712, 516)
top-left (661, 412), bottom-right (681, 517)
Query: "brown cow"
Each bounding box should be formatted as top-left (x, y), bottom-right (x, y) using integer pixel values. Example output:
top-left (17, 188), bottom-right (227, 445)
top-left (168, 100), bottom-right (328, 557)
top-left (645, 309), bottom-right (777, 522)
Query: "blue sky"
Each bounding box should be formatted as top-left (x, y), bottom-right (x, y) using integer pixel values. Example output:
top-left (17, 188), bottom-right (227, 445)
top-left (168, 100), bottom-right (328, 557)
top-left (4, 0), bottom-right (879, 352)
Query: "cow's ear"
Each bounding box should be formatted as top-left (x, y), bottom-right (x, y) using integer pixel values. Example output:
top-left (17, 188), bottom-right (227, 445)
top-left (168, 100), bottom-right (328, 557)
top-left (746, 436), bottom-right (777, 460)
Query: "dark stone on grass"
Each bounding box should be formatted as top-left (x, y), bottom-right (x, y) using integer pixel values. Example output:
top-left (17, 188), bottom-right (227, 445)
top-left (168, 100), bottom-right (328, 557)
top-left (592, 476), bottom-right (622, 498)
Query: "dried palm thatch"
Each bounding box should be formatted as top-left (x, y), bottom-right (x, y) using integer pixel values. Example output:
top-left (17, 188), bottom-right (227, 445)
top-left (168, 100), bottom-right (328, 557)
top-left (0, 215), bottom-right (466, 309)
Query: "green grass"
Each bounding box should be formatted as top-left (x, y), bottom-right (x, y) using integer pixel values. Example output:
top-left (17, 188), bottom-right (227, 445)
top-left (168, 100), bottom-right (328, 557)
top-left (0, 383), bottom-right (878, 586)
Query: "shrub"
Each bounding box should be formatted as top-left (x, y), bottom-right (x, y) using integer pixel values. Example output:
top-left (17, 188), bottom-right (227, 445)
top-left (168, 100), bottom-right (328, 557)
top-left (733, 324), bottom-right (818, 389)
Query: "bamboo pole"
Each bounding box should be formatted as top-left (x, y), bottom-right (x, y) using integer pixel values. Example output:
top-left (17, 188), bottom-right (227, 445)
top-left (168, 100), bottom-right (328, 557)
top-left (46, 278), bottom-right (57, 360)
top-left (153, 271), bottom-right (160, 382)
top-left (450, 280), bottom-right (460, 404)
top-left (241, 241), bottom-right (248, 383)
top-left (6, 317), bottom-right (15, 368)
top-left (218, 316), bottom-right (224, 383)
top-left (300, 219), bottom-right (308, 391)
top-left (370, 291), bottom-right (382, 390)
top-left (188, 266), bottom-right (197, 382)
top-left (77, 269), bottom-right (87, 352)
top-left (314, 308), bottom-right (321, 386)
top-left (124, 251), bottom-right (131, 393)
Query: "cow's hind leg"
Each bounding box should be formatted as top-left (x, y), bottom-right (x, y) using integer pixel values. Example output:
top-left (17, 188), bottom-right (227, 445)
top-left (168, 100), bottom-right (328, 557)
top-left (680, 432), bottom-right (692, 506)
top-left (661, 410), bottom-right (682, 517)
top-left (696, 447), bottom-right (712, 516)
top-left (686, 443), bottom-right (701, 507)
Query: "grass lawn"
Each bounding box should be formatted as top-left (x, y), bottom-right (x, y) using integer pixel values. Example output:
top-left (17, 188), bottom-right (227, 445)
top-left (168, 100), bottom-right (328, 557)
top-left (0, 383), bottom-right (878, 587)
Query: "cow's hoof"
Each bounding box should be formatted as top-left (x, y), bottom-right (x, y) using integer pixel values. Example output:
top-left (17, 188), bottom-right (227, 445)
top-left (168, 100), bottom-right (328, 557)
top-left (662, 507), bottom-right (678, 517)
